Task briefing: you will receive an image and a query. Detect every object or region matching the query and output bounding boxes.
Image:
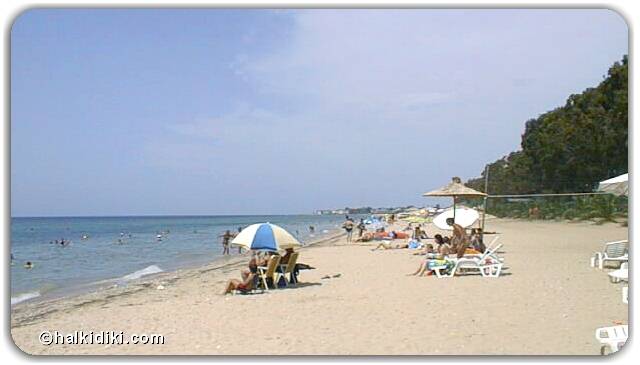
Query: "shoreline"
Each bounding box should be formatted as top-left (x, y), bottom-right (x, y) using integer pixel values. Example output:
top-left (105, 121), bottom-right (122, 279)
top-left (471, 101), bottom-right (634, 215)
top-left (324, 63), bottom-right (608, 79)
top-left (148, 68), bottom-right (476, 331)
top-left (11, 229), bottom-right (346, 325)
top-left (11, 219), bottom-right (628, 355)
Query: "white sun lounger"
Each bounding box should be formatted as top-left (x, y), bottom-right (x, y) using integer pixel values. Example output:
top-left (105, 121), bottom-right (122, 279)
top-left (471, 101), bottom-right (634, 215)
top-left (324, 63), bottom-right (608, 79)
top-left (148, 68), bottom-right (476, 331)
top-left (622, 286), bottom-right (628, 304)
top-left (436, 243), bottom-right (504, 278)
top-left (595, 324), bottom-right (628, 354)
top-left (591, 240), bottom-right (628, 269)
top-left (608, 268), bottom-right (628, 283)
top-left (456, 236), bottom-right (503, 262)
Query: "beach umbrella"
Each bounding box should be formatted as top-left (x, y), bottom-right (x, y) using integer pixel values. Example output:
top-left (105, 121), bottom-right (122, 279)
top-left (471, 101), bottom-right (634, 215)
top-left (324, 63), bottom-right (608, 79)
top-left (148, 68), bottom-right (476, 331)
top-left (598, 173), bottom-right (628, 196)
top-left (433, 206), bottom-right (480, 230)
top-left (423, 177), bottom-right (486, 224)
top-left (230, 223), bottom-right (301, 252)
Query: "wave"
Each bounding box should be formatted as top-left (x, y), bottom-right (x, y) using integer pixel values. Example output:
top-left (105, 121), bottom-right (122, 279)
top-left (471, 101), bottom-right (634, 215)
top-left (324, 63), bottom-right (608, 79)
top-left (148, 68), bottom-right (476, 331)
top-left (117, 265), bottom-right (164, 283)
top-left (11, 291), bottom-right (41, 306)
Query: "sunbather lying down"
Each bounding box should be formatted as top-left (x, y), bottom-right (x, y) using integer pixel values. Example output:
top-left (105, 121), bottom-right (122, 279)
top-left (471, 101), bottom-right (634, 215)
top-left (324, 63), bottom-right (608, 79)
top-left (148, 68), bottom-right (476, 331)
top-left (222, 273), bottom-right (256, 295)
top-left (355, 232), bottom-right (376, 242)
top-left (371, 242), bottom-right (409, 250)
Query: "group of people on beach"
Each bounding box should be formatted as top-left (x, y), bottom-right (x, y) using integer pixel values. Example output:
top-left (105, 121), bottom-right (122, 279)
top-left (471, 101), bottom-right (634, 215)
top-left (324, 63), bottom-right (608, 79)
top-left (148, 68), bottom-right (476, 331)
top-left (356, 215), bottom-right (488, 276)
top-left (222, 248), bottom-right (313, 294)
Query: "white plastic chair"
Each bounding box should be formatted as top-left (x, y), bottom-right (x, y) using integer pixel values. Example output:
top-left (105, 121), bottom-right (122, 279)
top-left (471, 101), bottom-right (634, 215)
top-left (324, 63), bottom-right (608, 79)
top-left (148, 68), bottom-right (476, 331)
top-left (622, 286), bottom-right (628, 304)
top-left (595, 324), bottom-right (628, 354)
top-left (591, 240), bottom-right (628, 269)
top-left (608, 262), bottom-right (629, 283)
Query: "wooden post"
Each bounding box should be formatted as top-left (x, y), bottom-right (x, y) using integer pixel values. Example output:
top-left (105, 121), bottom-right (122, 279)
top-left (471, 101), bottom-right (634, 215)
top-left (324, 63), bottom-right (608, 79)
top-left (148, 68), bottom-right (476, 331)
top-left (481, 165), bottom-right (489, 240)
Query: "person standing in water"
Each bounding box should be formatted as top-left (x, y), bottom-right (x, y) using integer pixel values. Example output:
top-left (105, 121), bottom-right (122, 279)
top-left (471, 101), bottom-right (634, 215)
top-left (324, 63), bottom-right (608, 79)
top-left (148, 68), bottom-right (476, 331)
top-left (220, 230), bottom-right (233, 255)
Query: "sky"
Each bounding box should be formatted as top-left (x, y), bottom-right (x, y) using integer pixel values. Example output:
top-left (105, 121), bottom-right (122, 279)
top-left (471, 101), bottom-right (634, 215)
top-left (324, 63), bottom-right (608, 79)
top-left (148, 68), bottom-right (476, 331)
top-left (11, 9), bottom-right (628, 216)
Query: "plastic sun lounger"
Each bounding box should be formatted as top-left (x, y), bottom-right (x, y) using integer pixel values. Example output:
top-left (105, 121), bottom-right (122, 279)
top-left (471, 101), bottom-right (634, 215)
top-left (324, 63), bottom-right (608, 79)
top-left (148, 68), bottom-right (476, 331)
top-left (595, 324), bottom-right (628, 354)
top-left (609, 262), bottom-right (628, 284)
top-left (622, 286), bottom-right (628, 304)
top-left (454, 236), bottom-right (503, 262)
top-left (608, 268), bottom-right (628, 283)
top-left (435, 244), bottom-right (504, 278)
top-left (275, 252), bottom-right (299, 287)
top-left (257, 255), bottom-right (281, 290)
top-left (591, 240), bottom-right (628, 269)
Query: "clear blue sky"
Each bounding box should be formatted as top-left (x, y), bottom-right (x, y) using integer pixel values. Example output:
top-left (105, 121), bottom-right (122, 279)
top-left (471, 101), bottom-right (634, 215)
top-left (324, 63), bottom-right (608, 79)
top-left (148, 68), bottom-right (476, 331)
top-left (11, 9), bottom-right (628, 216)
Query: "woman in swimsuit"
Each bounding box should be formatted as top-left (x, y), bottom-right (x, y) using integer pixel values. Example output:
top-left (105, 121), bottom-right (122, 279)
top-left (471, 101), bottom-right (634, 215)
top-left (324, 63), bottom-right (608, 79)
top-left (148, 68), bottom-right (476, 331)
top-left (222, 273), bottom-right (256, 294)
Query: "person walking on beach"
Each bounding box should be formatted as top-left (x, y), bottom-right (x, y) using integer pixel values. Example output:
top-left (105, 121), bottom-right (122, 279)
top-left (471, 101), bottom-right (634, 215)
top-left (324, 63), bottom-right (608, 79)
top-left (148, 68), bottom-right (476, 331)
top-left (342, 218), bottom-right (355, 243)
top-left (220, 230), bottom-right (233, 255)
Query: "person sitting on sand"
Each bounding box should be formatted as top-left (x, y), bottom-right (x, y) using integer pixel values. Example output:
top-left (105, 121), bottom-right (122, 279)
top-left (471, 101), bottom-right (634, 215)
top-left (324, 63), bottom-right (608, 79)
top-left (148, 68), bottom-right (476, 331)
top-left (222, 272), bottom-right (257, 294)
top-left (412, 225), bottom-right (428, 240)
top-left (239, 251), bottom-right (262, 280)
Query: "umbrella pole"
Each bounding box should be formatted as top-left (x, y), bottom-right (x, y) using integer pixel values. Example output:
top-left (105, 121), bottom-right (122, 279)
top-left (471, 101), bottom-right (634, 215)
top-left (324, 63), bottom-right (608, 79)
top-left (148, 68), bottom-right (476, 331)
top-left (453, 198), bottom-right (456, 224)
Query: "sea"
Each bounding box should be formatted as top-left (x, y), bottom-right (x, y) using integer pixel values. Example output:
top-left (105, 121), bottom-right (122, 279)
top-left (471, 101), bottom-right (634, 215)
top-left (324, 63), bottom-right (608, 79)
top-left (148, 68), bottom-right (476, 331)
top-left (10, 214), bottom-right (349, 306)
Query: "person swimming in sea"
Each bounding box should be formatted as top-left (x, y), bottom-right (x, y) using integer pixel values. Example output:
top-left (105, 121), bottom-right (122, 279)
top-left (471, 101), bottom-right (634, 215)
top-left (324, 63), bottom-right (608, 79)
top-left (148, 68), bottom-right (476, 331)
top-left (24, 261), bottom-right (34, 269)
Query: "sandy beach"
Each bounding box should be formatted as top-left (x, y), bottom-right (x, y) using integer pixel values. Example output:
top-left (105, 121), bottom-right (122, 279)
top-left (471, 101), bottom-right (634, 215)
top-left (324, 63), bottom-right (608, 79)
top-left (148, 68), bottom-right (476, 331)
top-left (10, 218), bottom-right (628, 355)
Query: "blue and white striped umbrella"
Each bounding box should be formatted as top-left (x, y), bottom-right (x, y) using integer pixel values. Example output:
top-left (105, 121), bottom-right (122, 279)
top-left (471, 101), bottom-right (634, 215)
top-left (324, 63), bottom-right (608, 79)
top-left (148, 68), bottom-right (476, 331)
top-left (230, 223), bottom-right (301, 252)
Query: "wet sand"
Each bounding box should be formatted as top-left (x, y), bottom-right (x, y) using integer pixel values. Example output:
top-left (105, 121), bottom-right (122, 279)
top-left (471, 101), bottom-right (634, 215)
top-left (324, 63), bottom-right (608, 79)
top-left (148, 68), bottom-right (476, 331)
top-left (11, 218), bottom-right (628, 355)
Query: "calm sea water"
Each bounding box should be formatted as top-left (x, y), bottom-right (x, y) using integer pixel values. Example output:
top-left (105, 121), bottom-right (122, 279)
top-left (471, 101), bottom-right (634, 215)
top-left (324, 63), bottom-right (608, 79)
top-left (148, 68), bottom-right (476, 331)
top-left (10, 215), bottom-right (347, 305)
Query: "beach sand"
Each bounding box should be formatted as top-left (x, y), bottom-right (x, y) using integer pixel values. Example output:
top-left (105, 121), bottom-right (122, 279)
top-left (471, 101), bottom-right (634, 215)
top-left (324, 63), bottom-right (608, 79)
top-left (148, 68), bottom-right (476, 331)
top-left (11, 218), bottom-right (628, 355)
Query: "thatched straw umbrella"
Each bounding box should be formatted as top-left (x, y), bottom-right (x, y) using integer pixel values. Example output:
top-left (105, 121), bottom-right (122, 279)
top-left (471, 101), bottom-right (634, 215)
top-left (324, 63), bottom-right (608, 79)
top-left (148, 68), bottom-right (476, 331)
top-left (422, 177), bottom-right (487, 224)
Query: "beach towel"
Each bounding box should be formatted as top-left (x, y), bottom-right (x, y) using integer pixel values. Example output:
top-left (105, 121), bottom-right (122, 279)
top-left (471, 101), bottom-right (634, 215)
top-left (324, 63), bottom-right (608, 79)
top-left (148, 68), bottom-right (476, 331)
top-left (408, 240), bottom-right (422, 249)
top-left (426, 259), bottom-right (454, 273)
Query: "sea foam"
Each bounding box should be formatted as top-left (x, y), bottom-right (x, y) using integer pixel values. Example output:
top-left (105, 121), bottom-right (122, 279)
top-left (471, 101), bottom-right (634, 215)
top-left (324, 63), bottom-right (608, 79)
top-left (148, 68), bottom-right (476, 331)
top-left (11, 291), bottom-right (41, 306)
top-left (118, 265), bottom-right (164, 282)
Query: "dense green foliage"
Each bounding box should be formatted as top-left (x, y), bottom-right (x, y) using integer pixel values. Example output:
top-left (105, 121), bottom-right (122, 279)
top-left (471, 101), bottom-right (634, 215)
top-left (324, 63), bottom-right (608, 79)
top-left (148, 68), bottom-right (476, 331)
top-left (484, 195), bottom-right (628, 224)
top-left (465, 56), bottom-right (628, 222)
top-left (467, 56), bottom-right (628, 195)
